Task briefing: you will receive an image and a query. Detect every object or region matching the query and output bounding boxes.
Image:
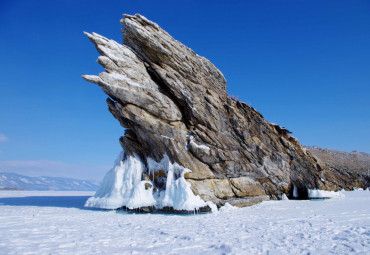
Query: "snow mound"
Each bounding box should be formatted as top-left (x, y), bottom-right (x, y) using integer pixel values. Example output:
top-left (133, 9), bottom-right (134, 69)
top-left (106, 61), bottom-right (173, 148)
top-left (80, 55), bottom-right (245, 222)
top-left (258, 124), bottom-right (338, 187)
top-left (219, 202), bottom-right (238, 212)
top-left (307, 189), bottom-right (345, 199)
top-left (85, 152), bottom-right (208, 211)
top-left (281, 194), bottom-right (289, 200)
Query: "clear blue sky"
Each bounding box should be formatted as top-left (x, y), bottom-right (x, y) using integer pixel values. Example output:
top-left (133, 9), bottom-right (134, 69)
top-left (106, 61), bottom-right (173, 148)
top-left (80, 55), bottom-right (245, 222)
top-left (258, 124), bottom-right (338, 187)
top-left (0, 0), bottom-right (369, 180)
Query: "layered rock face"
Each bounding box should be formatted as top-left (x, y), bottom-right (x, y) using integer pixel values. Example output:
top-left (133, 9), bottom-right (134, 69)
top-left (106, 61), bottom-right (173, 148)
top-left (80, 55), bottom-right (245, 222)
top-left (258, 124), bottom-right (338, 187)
top-left (83, 14), bottom-right (363, 210)
top-left (306, 147), bottom-right (369, 189)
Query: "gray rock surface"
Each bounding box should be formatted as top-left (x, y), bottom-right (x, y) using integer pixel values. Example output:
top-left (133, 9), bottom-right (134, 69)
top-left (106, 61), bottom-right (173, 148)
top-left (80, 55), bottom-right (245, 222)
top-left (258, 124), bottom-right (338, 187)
top-left (83, 14), bottom-right (368, 208)
top-left (306, 146), bottom-right (369, 188)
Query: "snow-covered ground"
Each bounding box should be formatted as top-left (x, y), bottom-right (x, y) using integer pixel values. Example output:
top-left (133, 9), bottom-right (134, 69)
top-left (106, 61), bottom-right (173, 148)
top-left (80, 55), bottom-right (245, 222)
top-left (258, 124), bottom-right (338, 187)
top-left (0, 190), bottom-right (369, 254)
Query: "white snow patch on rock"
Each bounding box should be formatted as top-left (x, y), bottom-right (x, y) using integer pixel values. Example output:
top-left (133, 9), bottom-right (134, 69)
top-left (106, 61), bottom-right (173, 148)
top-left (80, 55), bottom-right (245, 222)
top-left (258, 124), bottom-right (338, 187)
top-left (188, 135), bottom-right (210, 151)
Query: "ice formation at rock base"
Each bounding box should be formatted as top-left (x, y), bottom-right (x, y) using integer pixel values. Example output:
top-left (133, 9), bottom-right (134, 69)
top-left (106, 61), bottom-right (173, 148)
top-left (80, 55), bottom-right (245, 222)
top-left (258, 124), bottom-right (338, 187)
top-left (85, 152), bottom-right (211, 213)
top-left (85, 153), bottom-right (345, 213)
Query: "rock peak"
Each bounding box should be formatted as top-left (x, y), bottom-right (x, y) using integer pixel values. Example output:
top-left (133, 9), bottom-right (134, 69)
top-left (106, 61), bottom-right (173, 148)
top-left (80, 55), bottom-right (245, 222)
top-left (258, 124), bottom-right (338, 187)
top-left (83, 14), bottom-right (368, 211)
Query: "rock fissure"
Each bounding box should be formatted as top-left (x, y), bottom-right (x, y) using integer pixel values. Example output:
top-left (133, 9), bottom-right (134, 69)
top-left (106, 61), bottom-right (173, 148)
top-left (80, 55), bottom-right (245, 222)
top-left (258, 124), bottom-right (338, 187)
top-left (144, 65), bottom-right (192, 128)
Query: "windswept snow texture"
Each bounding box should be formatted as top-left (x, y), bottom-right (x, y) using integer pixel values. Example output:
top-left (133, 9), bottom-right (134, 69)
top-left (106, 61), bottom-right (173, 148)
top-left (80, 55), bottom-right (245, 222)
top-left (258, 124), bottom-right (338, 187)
top-left (0, 172), bottom-right (99, 191)
top-left (0, 190), bottom-right (369, 254)
top-left (85, 152), bottom-right (207, 211)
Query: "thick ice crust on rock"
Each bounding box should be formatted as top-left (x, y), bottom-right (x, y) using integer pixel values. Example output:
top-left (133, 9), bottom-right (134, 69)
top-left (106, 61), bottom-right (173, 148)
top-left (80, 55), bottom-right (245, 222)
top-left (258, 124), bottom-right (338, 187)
top-left (83, 14), bottom-right (369, 208)
top-left (85, 152), bottom-right (155, 209)
top-left (85, 152), bottom-right (209, 211)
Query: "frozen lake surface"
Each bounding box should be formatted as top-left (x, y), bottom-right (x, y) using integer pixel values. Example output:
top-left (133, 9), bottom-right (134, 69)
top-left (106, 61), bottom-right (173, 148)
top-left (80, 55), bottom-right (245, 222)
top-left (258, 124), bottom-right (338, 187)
top-left (0, 190), bottom-right (369, 254)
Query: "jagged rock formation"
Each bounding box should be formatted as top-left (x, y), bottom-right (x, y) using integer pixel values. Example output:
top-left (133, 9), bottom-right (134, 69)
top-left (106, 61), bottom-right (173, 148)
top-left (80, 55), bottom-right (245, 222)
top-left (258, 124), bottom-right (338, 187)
top-left (306, 147), bottom-right (369, 188)
top-left (83, 14), bottom-right (367, 210)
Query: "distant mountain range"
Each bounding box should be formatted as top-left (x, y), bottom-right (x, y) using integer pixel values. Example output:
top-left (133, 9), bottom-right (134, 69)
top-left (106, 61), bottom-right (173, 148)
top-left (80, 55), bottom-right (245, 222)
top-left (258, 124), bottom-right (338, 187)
top-left (0, 172), bottom-right (99, 191)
